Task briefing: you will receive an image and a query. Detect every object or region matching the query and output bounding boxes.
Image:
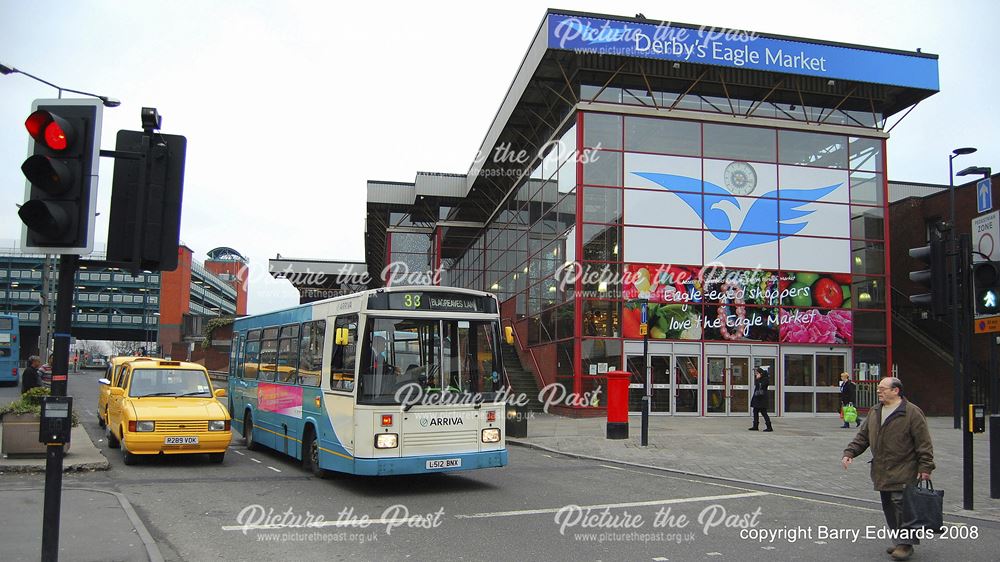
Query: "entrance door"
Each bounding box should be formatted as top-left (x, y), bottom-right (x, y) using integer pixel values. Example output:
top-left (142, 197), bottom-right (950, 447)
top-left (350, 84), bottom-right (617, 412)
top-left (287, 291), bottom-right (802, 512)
top-left (782, 348), bottom-right (849, 415)
top-left (706, 356), bottom-right (750, 415)
top-left (626, 354), bottom-right (672, 414)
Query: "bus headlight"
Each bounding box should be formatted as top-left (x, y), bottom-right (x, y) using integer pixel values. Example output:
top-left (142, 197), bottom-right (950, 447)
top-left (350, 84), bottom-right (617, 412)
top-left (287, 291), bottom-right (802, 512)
top-left (208, 420), bottom-right (229, 431)
top-left (375, 433), bottom-right (398, 449)
top-left (482, 428), bottom-right (501, 443)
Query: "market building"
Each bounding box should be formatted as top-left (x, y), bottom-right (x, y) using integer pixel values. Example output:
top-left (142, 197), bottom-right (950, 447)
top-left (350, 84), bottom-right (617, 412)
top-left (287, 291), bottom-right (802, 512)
top-left (274, 10), bottom-right (941, 416)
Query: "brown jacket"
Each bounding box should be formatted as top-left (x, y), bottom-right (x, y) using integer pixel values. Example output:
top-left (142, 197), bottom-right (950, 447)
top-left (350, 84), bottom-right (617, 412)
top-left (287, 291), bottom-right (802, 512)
top-left (843, 398), bottom-right (935, 491)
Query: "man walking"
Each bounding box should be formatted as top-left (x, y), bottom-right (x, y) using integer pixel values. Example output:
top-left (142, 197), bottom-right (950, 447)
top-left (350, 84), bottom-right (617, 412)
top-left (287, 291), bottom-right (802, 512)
top-left (841, 377), bottom-right (934, 561)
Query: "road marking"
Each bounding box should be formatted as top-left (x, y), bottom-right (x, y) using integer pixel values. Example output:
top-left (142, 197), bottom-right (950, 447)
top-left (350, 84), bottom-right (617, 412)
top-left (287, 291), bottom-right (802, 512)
top-left (267, 466), bottom-right (281, 473)
top-left (223, 517), bottom-right (438, 532)
top-left (600, 464), bottom-right (626, 471)
top-left (653, 558), bottom-right (669, 561)
top-left (455, 491), bottom-right (769, 519)
top-left (598, 464), bottom-right (889, 516)
top-left (251, 458), bottom-right (261, 464)
top-left (706, 553), bottom-right (723, 557)
top-left (234, 450), bottom-right (245, 456)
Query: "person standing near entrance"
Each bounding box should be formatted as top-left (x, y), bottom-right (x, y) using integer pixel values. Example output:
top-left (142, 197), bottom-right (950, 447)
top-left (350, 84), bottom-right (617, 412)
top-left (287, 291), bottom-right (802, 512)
top-left (839, 371), bottom-right (860, 428)
top-left (748, 366), bottom-right (772, 432)
top-left (841, 377), bottom-right (934, 561)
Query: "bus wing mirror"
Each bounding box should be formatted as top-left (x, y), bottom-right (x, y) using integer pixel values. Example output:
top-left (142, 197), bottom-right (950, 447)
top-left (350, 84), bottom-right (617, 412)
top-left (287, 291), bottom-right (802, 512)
top-left (335, 327), bottom-right (349, 346)
top-left (504, 326), bottom-right (514, 345)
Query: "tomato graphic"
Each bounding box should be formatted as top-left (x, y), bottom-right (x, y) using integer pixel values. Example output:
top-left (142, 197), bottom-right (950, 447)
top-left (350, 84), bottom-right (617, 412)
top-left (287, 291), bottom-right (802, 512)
top-left (813, 278), bottom-right (844, 308)
top-left (622, 306), bottom-right (642, 337)
top-left (830, 273), bottom-right (852, 285)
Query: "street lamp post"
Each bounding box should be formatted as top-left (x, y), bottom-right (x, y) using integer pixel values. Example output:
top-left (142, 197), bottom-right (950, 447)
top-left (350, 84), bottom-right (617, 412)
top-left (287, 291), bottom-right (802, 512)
top-left (950, 148), bottom-right (977, 429)
top-left (954, 163), bottom-right (991, 511)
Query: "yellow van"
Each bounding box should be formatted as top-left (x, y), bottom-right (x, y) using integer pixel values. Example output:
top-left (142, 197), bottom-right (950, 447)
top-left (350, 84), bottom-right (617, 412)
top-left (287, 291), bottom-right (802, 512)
top-left (106, 359), bottom-right (231, 465)
top-left (98, 356), bottom-right (151, 428)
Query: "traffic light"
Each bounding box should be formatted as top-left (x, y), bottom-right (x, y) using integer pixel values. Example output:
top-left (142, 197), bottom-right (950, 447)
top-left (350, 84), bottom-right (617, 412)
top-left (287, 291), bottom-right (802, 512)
top-left (18, 99), bottom-right (103, 254)
top-left (909, 236), bottom-right (947, 318)
top-left (972, 261), bottom-right (1000, 317)
top-left (106, 128), bottom-right (187, 271)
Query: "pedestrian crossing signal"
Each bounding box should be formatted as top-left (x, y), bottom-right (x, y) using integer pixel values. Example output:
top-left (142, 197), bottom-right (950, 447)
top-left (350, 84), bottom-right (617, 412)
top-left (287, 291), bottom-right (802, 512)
top-left (973, 261), bottom-right (1000, 316)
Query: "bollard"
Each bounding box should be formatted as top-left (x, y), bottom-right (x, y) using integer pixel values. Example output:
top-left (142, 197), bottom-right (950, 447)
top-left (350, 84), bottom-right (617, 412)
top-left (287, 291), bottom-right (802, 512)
top-left (606, 370), bottom-right (630, 439)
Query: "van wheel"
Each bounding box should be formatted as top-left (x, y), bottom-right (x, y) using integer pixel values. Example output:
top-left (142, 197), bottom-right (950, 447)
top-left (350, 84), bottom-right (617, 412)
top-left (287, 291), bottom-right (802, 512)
top-left (208, 452), bottom-right (225, 464)
top-left (122, 444), bottom-right (137, 465)
top-left (107, 425), bottom-right (120, 449)
top-left (244, 412), bottom-right (260, 451)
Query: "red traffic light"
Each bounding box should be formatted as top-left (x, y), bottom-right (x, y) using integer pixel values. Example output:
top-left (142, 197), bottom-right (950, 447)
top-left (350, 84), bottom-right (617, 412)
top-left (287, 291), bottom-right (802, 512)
top-left (25, 110), bottom-right (74, 151)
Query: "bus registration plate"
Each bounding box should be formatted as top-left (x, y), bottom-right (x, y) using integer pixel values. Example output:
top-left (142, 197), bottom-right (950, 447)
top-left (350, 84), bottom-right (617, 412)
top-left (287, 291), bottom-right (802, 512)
top-left (164, 436), bottom-right (199, 445)
top-left (426, 458), bottom-right (461, 470)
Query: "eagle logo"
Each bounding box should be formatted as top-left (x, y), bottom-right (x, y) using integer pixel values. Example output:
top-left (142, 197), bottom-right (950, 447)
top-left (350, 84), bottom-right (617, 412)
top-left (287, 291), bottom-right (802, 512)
top-left (631, 171), bottom-right (842, 258)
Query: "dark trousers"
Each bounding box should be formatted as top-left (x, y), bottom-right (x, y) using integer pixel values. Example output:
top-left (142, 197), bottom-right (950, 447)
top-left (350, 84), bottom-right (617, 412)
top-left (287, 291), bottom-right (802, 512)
top-left (880, 491), bottom-right (919, 546)
top-left (751, 407), bottom-right (771, 428)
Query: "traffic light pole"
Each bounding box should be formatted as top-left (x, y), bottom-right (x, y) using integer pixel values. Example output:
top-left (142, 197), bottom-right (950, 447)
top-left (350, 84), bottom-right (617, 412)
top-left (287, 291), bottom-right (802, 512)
top-left (41, 253), bottom-right (77, 562)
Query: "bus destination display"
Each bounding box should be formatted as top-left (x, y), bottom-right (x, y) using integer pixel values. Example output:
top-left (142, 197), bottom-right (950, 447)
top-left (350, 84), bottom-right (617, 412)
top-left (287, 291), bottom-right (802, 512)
top-left (386, 292), bottom-right (482, 312)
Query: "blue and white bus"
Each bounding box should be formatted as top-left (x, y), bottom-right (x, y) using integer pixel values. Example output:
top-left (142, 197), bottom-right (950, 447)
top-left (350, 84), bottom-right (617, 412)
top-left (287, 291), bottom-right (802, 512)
top-left (0, 314), bottom-right (20, 386)
top-left (228, 286), bottom-right (511, 476)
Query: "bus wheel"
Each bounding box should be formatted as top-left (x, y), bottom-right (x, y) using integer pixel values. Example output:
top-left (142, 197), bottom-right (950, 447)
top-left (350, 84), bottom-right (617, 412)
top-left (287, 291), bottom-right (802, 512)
top-left (302, 429), bottom-right (328, 478)
top-left (244, 412), bottom-right (260, 451)
top-left (107, 425), bottom-right (120, 449)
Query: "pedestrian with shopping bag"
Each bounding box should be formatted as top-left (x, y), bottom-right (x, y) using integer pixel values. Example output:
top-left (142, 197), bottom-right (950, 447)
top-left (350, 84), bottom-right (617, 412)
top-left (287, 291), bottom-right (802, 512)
top-left (839, 371), bottom-right (860, 428)
top-left (841, 377), bottom-right (935, 561)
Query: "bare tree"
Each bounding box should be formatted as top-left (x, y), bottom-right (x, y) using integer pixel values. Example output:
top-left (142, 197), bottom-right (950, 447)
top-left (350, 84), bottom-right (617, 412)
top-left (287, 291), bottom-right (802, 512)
top-left (109, 341), bottom-right (142, 357)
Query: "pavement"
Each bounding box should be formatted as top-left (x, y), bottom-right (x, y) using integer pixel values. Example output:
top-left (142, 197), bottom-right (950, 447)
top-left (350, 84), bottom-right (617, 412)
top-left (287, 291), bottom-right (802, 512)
top-left (508, 412), bottom-right (1000, 521)
top-left (1, 376), bottom-right (161, 561)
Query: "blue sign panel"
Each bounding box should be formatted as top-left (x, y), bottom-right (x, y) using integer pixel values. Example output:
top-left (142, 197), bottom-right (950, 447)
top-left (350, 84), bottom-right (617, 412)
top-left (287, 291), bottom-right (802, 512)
top-left (978, 178), bottom-right (993, 214)
top-left (547, 14), bottom-right (939, 91)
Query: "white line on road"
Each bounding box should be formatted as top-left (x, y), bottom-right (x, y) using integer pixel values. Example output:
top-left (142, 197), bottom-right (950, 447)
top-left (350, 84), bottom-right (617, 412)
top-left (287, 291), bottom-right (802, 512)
top-left (454, 491), bottom-right (770, 519)
top-left (251, 458), bottom-right (261, 464)
top-left (600, 464), bottom-right (625, 471)
top-left (223, 517), bottom-right (437, 532)
top-left (234, 451), bottom-right (245, 456)
top-left (598, 464), bottom-right (888, 516)
top-left (267, 466), bottom-right (281, 472)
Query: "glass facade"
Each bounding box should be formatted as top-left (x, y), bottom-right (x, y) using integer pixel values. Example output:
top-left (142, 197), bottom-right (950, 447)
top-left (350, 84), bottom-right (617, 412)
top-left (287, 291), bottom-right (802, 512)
top-left (436, 107), bottom-right (888, 416)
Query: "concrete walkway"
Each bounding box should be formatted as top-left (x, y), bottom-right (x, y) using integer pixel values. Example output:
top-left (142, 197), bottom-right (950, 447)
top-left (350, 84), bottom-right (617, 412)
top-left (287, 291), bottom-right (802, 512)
top-left (0, 487), bottom-right (161, 561)
top-left (509, 413), bottom-right (1000, 520)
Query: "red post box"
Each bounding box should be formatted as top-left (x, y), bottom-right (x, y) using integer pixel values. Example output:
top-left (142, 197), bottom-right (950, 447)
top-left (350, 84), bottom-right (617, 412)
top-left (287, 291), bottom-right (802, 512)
top-left (606, 370), bottom-right (630, 439)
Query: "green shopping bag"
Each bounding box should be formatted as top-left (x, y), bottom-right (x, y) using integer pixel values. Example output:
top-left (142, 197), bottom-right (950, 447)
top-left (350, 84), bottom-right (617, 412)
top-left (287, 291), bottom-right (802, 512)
top-left (842, 404), bottom-right (858, 423)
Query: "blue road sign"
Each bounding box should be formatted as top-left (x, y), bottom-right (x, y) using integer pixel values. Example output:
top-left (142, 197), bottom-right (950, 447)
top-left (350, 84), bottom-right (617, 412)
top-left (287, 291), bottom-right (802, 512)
top-left (978, 178), bottom-right (993, 214)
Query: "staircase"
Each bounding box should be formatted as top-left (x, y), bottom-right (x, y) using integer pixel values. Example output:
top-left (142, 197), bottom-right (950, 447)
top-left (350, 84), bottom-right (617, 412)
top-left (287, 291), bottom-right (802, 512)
top-left (500, 342), bottom-right (544, 412)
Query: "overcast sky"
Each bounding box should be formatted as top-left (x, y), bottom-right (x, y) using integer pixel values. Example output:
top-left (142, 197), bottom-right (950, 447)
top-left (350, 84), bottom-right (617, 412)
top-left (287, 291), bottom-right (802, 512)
top-left (2, 0), bottom-right (997, 314)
